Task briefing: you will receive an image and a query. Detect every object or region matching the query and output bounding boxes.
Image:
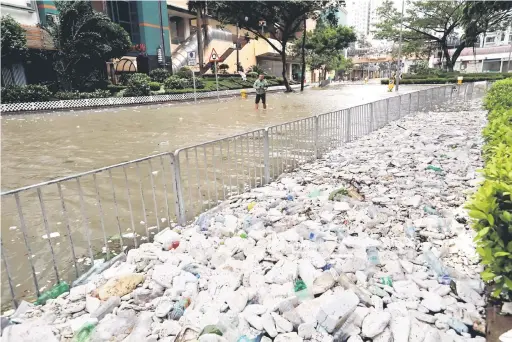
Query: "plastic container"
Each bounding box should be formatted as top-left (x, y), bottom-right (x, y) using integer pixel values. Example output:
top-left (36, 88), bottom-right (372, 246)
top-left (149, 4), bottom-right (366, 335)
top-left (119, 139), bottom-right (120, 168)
top-left (294, 279), bottom-right (313, 302)
top-left (366, 247), bottom-right (380, 266)
top-left (35, 281), bottom-right (70, 305)
top-left (423, 250), bottom-right (449, 277)
top-left (154, 228), bottom-right (181, 251)
top-left (404, 224), bottom-right (416, 240)
top-left (73, 322), bottom-right (96, 342)
top-left (381, 276), bottom-right (393, 286)
top-left (423, 206), bottom-right (438, 215)
top-left (426, 165), bottom-right (443, 172)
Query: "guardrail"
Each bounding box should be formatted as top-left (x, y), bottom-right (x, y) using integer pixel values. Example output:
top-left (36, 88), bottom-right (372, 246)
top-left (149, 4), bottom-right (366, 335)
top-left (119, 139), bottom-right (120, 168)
top-left (0, 84), bottom-right (303, 113)
top-left (0, 82), bottom-right (479, 310)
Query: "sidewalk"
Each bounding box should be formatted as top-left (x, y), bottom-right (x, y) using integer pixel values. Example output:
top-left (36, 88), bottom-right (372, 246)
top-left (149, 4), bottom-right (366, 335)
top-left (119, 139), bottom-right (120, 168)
top-left (2, 98), bottom-right (488, 341)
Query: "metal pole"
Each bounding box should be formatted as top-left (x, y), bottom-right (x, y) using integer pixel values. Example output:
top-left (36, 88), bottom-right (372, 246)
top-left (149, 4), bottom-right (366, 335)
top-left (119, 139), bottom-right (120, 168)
top-left (507, 42), bottom-right (512, 72)
top-left (236, 23), bottom-right (240, 72)
top-left (158, 0), bottom-right (168, 71)
top-left (192, 69), bottom-right (197, 103)
top-left (395, 0), bottom-right (405, 92)
top-left (215, 60), bottom-right (219, 101)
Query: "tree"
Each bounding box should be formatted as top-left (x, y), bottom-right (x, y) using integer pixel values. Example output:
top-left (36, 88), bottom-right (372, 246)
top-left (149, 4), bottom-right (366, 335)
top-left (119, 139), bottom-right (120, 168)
top-left (42, 0), bottom-right (131, 91)
top-left (188, 1), bottom-right (206, 70)
top-left (298, 18), bottom-right (356, 80)
top-left (1, 15), bottom-right (27, 68)
top-left (206, 1), bottom-right (344, 92)
top-left (374, 0), bottom-right (512, 71)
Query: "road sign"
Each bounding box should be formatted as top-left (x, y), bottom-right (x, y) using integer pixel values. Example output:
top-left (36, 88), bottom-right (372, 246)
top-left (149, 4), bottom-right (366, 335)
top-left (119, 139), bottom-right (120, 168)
top-left (209, 48), bottom-right (219, 63)
top-left (259, 20), bottom-right (266, 27)
top-left (187, 51), bottom-right (196, 66)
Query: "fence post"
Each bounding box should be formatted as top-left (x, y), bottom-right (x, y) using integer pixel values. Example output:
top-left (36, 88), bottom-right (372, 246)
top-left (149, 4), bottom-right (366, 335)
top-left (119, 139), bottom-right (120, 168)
top-left (408, 92), bottom-right (412, 115)
top-left (171, 153), bottom-right (186, 226)
top-left (369, 102), bottom-right (374, 133)
top-left (345, 109), bottom-right (351, 142)
top-left (314, 115), bottom-right (320, 159)
top-left (399, 95), bottom-right (403, 118)
top-left (385, 98), bottom-right (390, 124)
top-left (263, 129), bottom-right (270, 184)
top-left (417, 90), bottom-right (420, 112)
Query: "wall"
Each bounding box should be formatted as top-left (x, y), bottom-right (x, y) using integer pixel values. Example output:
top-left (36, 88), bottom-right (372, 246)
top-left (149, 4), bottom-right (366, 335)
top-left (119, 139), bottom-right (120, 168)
top-left (1, 0), bottom-right (40, 25)
top-left (35, 0), bottom-right (57, 25)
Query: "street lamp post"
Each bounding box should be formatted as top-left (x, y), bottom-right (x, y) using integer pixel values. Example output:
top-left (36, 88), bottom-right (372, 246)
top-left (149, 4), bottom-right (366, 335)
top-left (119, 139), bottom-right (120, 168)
top-left (395, 0), bottom-right (405, 91)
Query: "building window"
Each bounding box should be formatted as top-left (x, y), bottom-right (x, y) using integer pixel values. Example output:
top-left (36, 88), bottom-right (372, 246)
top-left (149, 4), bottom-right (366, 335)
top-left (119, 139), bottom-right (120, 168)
top-left (509, 34), bottom-right (512, 43)
top-left (485, 36), bottom-right (495, 43)
top-left (501, 32), bottom-right (506, 41)
top-left (108, 0), bottom-right (139, 44)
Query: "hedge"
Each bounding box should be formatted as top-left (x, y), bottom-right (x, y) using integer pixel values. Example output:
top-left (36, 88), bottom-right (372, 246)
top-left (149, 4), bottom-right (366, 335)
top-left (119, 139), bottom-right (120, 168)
top-left (466, 78), bottom-right (512, 299)
top-left (402, 72), bottom-right (511, 80)
top-left (381, 74), bottom-right (512, 85)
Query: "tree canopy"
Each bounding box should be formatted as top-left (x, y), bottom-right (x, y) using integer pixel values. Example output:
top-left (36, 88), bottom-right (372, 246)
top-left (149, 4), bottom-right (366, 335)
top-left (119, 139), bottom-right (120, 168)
top-left (1, 15), bottom-right (28, 67)
top-left (299, 18), bottom-right (356, 79)
top-left (42, 0), bottom-right (131, 91)
top-left (374, 0), bottom-right (512, 71)
top-left (205, 0), bottom-right (345, 91)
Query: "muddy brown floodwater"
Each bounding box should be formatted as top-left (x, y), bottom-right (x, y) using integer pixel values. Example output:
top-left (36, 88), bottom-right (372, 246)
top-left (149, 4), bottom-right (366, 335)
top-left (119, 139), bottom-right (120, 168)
top-left (1, 83), bottom-right (429, 309)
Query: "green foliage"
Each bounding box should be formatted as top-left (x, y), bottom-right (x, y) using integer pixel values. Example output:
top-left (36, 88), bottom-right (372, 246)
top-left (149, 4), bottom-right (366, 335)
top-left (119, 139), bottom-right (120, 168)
top-left (164, 75), bottom-right (186, 89)
top-left (54, 91), bottom-right (80, 100)
top-left (176, 67), bottom-right (193, 79)
top-left (218, 63), bottom-right (229, 74)
top-left (208, 1), bottom-right (344, 91)
top-left (380, 74), bottom-right (512, 84)
top-left (42, 0), bottom-right (131, 91)
top-left (1, 15), bottom-right (27, 67)
top-left (149, 68), bottom-right (171, 83)
top-left (248, 65), bottom-right (265, 75)
top-left (375, 0), bottom-right (512, 71)
top-left (247, 72), bottom-right (258, 78)
top-left (484, 78), bottom-right (512, 111)
top-left (1, 84), bottom-right (52, 103)
top-left (107, 84), bottom-right (127, 94)
top-left (149, 82), bottom-right (162, 91)
top-left (466, 79), bottom-right (512, 300)
top-left (124, 73), bottom-right (151, 97)
top-left (118, 73), bottom-right (135, 86)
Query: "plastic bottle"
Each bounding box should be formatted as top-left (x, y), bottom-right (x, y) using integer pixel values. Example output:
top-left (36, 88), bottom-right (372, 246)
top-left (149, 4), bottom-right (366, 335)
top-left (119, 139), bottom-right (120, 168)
top-left (169, 297), bottom-right (191, 320)
top-left (423, 250), bottom-right (449, 277)
top-left (308, 189), bottom-right (321, 198)
top-left (240, 232), bottom-right (248, 239)
top-left (423, 206), bottom-right (438, 215)
top-left (366, 247), bottom-right (380, 266)
top-left (294, 279), bottom-right (313, 302)
top-left (286, 194), bottom-right (294, 201)
top-left (338, 273), bottom-right (372, 306)
top-left (381, 276), bottom-right (393, 286)
top-left (196, 213), bottom-right (210, 232)
top-left (242, 215), bottom-right (253, 230)
top-left (426, 165), bottom-right (443, 172)
top-left (237, 335), bottom-right (262, 342)
top-left (446, 317), bottom-right (469, 334)
top-left (404, 221), bottom-right (416, 240)
top-left (73, 322), bottom-right (96, 342)
top-left (247, 202), bottom-right (256, 211)
top-left (35, 281), bottom-right (70, 305)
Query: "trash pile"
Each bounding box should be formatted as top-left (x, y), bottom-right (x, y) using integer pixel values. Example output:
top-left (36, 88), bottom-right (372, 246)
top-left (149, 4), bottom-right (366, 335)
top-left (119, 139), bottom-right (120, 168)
top-left (2, 101), bottom-right (496, 342)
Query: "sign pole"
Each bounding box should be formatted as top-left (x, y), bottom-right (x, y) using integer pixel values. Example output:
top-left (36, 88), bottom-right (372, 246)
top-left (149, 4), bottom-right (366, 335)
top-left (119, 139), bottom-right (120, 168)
top-left (192, 69), bottom-right (197, 103)
top-left (215, 60), bottom-right (219, 101)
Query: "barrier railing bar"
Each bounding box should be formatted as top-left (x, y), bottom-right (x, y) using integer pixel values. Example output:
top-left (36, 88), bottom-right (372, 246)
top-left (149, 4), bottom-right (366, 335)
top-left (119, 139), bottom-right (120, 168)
top-left (148, 159), bottom-right (161, 233)
top-left (57, 183), bottom-right (79, 278)
top-left (135, 163), bottom-right (150, 240)
top-left (76, 178), bottom-right (95, 262)
top-left (92, 174), bottom-right (110, 260)
top-left (37, 188), bottom-right (60, 284)
top-left (108, 169), bottom-right (124, 251)
top-left (121, 167), bottom-right (137, 248)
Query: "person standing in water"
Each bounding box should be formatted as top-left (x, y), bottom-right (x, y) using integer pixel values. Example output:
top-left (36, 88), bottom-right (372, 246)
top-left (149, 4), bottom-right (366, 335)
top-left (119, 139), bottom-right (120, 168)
top-left (253, 74), bottom-right (268, 109)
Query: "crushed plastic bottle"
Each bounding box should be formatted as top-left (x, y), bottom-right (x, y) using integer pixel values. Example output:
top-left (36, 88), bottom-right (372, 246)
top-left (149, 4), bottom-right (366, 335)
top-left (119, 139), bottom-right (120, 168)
top-left (426, 165), bottom-right (443, 172)
top-left (169, 297), bottom-right (191, 320)
top-left (423, 206), bottom-right (438, 215)
top-left (309, 232), bottom-right (317, 241)
top-left (35, 281), bottom-right (70, 305)
top-left (286, 194), bottom-right (294, 201)
top-left (381, 276), bottom-right (393, 286)
top-left (321, 263), bottom-right (333, 271)
top-left (196, 213), bottom-right (210, 232)
top-left (446, 317), bottom-right (469, 334)
top-left (200, 325), bottom-right (223, 336)
top-left (438, 275), bottom-right (452, 285)
top-left (404, 221), bottom-right (416, 240)
top-left (308, 189), bottom-right (322, 198)
top-left (294, 279), bottom-right (313, 302)
top-left (423, 250), bottom-right (450, 277)
top-left (247, 202), bottom-right (256, 211)
top-left (73, 322), bottom-right (96, 342)
top-left (237, 334), bottom-right (262, 342)
top-left (366, 247), bottom-right (380, 266)
top-left (242, 215), bottom-right (253, 230)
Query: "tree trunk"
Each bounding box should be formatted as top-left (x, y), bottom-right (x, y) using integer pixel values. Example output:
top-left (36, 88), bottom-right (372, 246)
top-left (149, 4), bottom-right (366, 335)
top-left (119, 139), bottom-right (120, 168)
top-left (281, 49), bottom-right (292, 92)
top-left (196, 6), bottom-right (204, 73)
top-left (300, 18), bottom-right (306, 91)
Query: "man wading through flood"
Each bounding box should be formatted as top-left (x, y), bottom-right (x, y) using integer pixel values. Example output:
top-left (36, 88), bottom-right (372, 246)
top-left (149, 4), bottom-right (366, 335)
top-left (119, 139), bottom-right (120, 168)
top-left (253, 74), bottom-right (268, 110)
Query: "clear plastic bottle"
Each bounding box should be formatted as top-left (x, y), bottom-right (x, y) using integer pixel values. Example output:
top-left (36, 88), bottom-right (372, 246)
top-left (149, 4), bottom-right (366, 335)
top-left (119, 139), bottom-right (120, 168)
top-left (423, 250), bottom-right (449, 277)
top-left (404, 220), bottom-right (416, 240)
top-left (366, 246), bottom-right (380, 266)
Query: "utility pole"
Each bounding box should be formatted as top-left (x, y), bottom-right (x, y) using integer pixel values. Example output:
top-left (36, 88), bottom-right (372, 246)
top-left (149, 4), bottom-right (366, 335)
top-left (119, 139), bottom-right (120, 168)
top-left (196, 4), bottom-right (204, 73)
top-left (395, 0), bottom-right (405, 91)
top-left (158, 0), bottom-right (168, 72)
top-left (300, 17), bottom-right (306, 91)
top-left (236, 23), bottom-right (240, 72)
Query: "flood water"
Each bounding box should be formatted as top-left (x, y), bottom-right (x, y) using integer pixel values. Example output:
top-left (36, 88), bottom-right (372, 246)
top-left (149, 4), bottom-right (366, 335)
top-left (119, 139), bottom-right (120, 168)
top-left (0, 83), bottom-right (430, 309)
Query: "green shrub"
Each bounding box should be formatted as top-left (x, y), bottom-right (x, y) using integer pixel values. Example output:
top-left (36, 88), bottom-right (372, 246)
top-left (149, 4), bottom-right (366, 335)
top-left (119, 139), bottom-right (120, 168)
top-left (107, 84), bottom-right (127, 94)
top-left (164, 75), bottom-right (185, 89)
top-left (248, 64), bottom-right (265, 74)
top-left (219, 63), bottom-right (229, 74)
top-left (124, 73), bottom-right (151, 97)
top-left (55, 91), bottom-right (80, 100)
top-left (87, 89), bottom-right (110, 98)
top-left (466, 79), bottom-right (512, 300)
top-left (247, 71), bottom-right (258, 78)
top-left (1, 84), bottom-right (52, 103)
top-left (149, 82), bottom-right (162, 91)
top-left (484, 78), bottom-right (512, 111)
top-left (176, 67), bottom-right (193, 79)
top-left (149, 68), bottom-right (170, 83)
top-left (118, 73), bottom-right (135, 85)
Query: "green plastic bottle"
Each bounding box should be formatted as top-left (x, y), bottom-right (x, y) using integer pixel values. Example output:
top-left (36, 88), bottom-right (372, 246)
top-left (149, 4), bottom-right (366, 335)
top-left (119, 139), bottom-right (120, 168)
top-left (426, 165), bottom-right (443, 172)
top-left (35, 281), bottom-right (70, 305)
top-left (73, 323), bottom-right (96, 342)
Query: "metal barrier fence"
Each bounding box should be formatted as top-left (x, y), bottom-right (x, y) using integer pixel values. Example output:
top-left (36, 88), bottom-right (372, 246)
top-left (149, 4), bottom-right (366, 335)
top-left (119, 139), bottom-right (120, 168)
top-left (0, 82), bottom-right (480, 310)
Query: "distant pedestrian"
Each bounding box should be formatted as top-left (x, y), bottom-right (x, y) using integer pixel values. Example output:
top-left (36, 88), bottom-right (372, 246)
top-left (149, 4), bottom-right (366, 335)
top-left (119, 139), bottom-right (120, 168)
top-left (253, 74), bottom-right (268, 110)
